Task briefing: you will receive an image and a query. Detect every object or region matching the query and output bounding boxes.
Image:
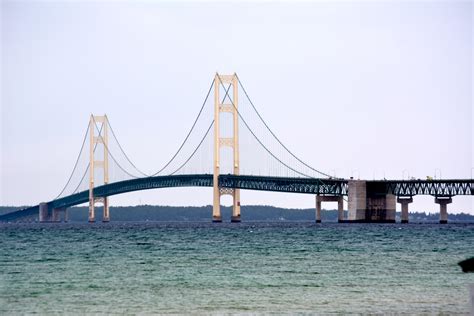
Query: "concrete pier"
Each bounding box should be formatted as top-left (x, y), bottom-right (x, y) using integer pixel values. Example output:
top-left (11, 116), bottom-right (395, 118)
top-left (55, 207), bottom-right (67, 222)
top-left (39, 204), bottom-right (67, 222)
top-left (52, 208), bottom-right (61, 222)
top-left (397, 197), bottom-right (413, 223)
top-left (337, 197), bottom-right (344, 222)
top-left (231, 194), bottom-right (241, 223)
top-left (347, 180), bottom-right (396, 223)
top-left (315, 197), bottom-right (321, 223)
top-left (315, 195), bottom-right (344, 223)
top-left (88, 204), bottom-right (95, 223)
top-left (435, 197), bottom-right (452, 224)
top-left (348, 180), bottom-right (366, 221)
top-left (39, 203), bottom-right (49, 222)
top-left (103, 198), bottom-right (110, 223)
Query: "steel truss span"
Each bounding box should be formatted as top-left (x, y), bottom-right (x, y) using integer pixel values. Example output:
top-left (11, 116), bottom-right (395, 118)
top-left (385, 180), bottom-right (474, 197)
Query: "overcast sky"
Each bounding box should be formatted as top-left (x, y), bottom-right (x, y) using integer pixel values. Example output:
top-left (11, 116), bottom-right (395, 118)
top-left (1, 0), bottom-right (472, 215)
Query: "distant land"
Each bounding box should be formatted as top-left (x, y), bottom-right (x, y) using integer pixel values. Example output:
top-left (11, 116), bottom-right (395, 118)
top-left (1, 205), bottom-right (473, 222)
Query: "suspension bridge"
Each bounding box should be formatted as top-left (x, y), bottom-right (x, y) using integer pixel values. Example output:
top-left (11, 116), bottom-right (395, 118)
top-left (1, 73), bottom-right (472, 223)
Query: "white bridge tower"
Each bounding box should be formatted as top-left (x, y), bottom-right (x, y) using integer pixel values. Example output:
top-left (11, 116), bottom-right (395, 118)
top-left (89, 114), bottom-right (110, 223)
top-left (213, 73), bottom-right (241, 222)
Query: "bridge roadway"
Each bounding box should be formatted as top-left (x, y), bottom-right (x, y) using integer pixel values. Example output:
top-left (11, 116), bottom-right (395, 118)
top-left (0, 175), bottom-right (472, 221)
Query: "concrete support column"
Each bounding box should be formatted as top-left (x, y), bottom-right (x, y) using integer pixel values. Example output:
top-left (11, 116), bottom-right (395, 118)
top-left (397, 197), bottom-right (413, 224)
top-left (103, 198), bottom-right (110, 223)
top-left (385, 194), bottom-right (397, 222)
top-left (89, 203), bottom-right (95, 223)
top-left (435, 197), bottom-right (452, 224)
top-left (52, 208), bottom-right (61, 222)
top-left (231, 190), bottom-right (241, 223)
top-left (64, 208), bottom-right (69, 222)
top-left (315, 196), bottom-right (322, 223)
top-left (337, 197), bottom-right (344, 223)
top-left (212, 195), bottom-right (222, 223)
top-left (39, 204), bottom-right (67, 223)
top-left (39, 202), bottom-right (49, 222)
top-left (316, 195), bottom-right (344, 223)
top-left (348, 180), bottom-right (367, 221)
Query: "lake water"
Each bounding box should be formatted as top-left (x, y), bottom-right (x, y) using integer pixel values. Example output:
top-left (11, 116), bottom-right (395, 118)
top-left (1, 222), bottom-right (473, 314)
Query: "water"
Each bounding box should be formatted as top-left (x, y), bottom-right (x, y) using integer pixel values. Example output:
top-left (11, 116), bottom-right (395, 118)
top-left (1, 222), bottom-right (473, 314)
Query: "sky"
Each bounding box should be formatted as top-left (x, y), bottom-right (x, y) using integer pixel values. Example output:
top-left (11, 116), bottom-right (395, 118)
top-left (1, 0), bottom-right (473, 214)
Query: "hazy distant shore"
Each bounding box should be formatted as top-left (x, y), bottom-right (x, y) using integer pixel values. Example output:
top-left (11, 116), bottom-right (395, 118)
top-left (1, 205), bottom-right (473, 222)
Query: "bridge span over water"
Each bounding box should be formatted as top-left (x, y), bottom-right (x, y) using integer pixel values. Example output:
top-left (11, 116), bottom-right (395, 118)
top-left (2, 175), bottom-right (471, 223)
top-left (1, 73), bottom-right (472, 223)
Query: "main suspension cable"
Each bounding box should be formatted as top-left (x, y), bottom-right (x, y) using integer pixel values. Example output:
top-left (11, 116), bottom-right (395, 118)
top-left (72, 163), bottom-right (90, 195)
top-left (169, 120), bottom-right (214, 176)
top-left (236, 74), bottom-right (332, 178)
top-left (106, 117), bottom-right (149, 177)
top-left (65, 121), bottom-right (103, 196)
top-left (92, 116), bottom-right (140, 179)
top-left (217, 74), bottom-right (321, 181)
top-left (54, 121), bottom-right (91, 199)
top-left (165, 77), bottom-right (232, 176)
top-left (70, 120), bottom-right (105, 195)
top-left (149, 79), bottom-right (215, 176)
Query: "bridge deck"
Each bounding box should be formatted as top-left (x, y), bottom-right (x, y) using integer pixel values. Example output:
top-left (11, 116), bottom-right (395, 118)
top-left (0, 175), bottom-right (472, 221)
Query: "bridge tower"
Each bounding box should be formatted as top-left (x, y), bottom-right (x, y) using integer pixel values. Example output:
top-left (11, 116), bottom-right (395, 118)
top-left (213, 73), bottom-right (241, 222)
top-left (89, 114), bottom-right (110, 223)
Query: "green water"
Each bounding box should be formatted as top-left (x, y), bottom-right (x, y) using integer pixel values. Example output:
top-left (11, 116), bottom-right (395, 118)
top-left (1, 222), bottom-right (473, 314)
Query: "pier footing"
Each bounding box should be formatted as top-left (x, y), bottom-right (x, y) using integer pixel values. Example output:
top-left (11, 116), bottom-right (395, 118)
top-left (231, 215), bottom-right (241, 223)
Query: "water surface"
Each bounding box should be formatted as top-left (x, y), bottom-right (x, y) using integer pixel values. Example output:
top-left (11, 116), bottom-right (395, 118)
top-left (1, 222), bottom-right (473, 314)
